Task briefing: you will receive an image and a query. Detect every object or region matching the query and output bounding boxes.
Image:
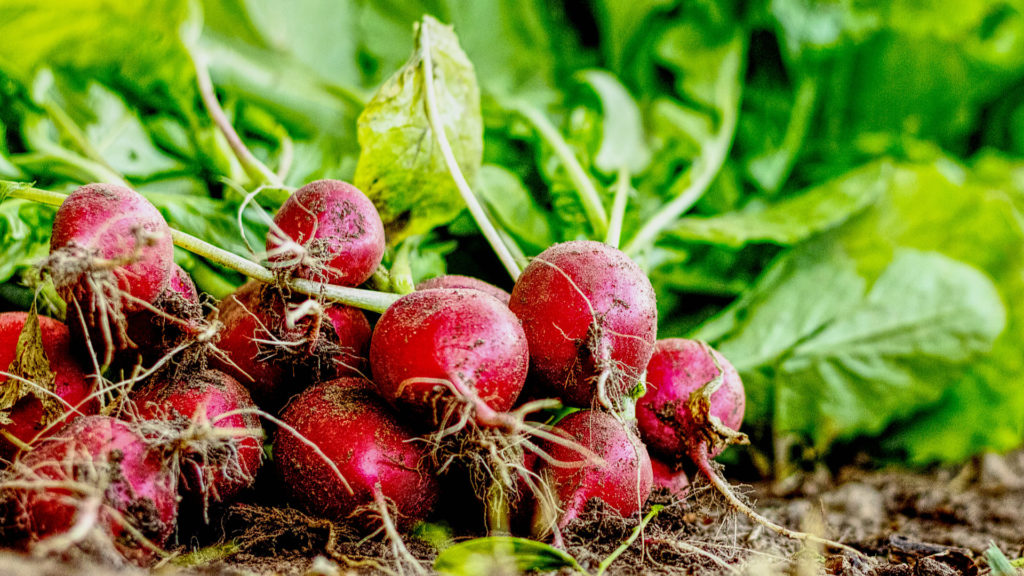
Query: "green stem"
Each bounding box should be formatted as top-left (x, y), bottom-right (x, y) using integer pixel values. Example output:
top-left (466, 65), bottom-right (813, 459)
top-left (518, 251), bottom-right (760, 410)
top-left (514, 103), bottom-right (609, 237)
top-left (194, 56), bottom-right (284, 189)
top-left (604, 168), bottom-right (631, 249)
top-left (3, 183), bottom-right (399, 314)
top-left (623, 41), bottom-right (744, 257)
top-left (595, 506), bottom-right (661, 576)
top-left (321, 82), bottom-right (369, 111)
top-left (420, 21), bottom-right (522, 281)
top-left (389, 237), bottom-right (417, 295)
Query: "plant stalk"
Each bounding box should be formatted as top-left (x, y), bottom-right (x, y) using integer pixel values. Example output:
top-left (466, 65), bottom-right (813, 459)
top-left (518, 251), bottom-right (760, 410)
top-left (419, 22), bottom-right (522, 281)
top-left (514, 103), bottom-right (609, 238)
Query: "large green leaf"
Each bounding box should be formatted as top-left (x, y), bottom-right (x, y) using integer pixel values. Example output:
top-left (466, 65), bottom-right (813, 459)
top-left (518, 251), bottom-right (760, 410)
top-left (0, 0), bottom-right (200, 117)
top-left (666, 161), bottom-right (888, 248)
top-left (354, 15), bottom-right (483, 244)
top-left (771, 0), bottom-right (1024, 151)
top-left (695, 160), bottom-right (1019, 460)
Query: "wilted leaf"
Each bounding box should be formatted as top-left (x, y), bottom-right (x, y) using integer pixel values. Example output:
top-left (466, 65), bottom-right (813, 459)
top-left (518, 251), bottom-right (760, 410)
top-left (354, 15), bottom-right (483, 245)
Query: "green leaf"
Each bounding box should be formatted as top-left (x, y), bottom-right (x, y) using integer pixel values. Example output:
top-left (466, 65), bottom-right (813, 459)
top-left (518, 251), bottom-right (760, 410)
top-left (665, 161), bottom-right (889, 248)
top-left (357, 1), bottom-right (583, 102)
top-left (0, 0), bottom-right (200, 117)
top-left (0, 198), bottom-right (55, 285)
top-left (592, 0), bottom-right (676, 74)
top-left (434, 536), bottom-right (582, 576)
top-left (354, 15), bottom-right (483, 245)
top-left (778, 248), bottom-right (1005, 447)
top-left (986, 543), bottom-right (1019, 576)
top-left (696, 161), bottom-right (1016, 456)
top-left (771, 0), bottom-right (1024, 151)
top-left (147, 192), bottom-right (269, 263)
top-left (475, 164), bottom-right (554, 251)
top-left (21, 74), bottom-right (186, 182)
top-left (576, 69), bottom-right (651, 175)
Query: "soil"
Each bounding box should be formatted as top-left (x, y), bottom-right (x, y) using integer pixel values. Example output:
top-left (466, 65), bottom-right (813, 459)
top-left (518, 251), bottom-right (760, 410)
top-left (1, 451), bottom-right (1022, 576)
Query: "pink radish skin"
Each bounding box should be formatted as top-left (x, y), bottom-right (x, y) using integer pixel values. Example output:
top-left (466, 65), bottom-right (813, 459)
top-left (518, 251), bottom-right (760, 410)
top-left (650, 458), bottom-right (690, 501)
top-left (636, 339), bottom-right (745, 461)
top-left (509, 241), bottom-right (657, 408)
top-left (268, 179), bottom-right (386, 287)
top-left (132, 370), bottom-right (262, 502)
top-left (0, 313), bottom-right (98, 461)
top-left (167, 264), bottom-right (199, 302)
top-left (274, 378), bottom-right (438, 529)
top-left (50, 183), bottom-right (173, 310)
top-left (417, 275), bottom-right (511, 306)
top-left (213, 281), bottom-right (372, 411)
top-left (370, 289), bottom-right (529, 425)
top-left (1, 415), bottom-right (178, 563)
top-left (533, 410), bottom-right (652, 533)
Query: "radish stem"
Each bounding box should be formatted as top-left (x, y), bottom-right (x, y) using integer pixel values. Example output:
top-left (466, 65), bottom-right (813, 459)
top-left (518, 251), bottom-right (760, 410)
top-left (690, 441), bottom-right (865, 559)
top-left (513, 102), bottom-right (609, 238)
top-left (194, 56), bottom-right (285, 189)
top-left (419, 22), bottom-right (521, 281)
top-left (623, 41), bottom-right (743, 256)
top-left (605, 168), bottom-right (631, 249)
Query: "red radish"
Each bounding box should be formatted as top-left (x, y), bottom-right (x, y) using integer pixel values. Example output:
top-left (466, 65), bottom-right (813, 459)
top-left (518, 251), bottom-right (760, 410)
top-left (213, 281), bottom-right (372, 411)
top-left (635, 339), bottom-right (864, 556)
top-left (509, 240), bottom-right (657, 408)
top-left (267, 179), bottom-right (386, 287)
top-left (370, 289), bottom-right (528, 426)
top-left (132, 370), bottom-right (262, 503)
top-left (120, 264), bottom-right (204, 369)
top-left (167, 264), bottom-right (199, 302)
top-left (650, 458), bottom-right (689, 501)
top-left (0, 415), bottom-right (178, 563)
top-left (417, 275), bottom-right (511, 306)
top-left (531, 410), bottom-right (652, 536)
top-left (636, 339), bottom-right (745, 461)
top-left (47, 184), bottom-right (174, 365)
top-left (0, 312), bottom-right (98, 461)
top-left (274, 378), bottom-right (438, 529)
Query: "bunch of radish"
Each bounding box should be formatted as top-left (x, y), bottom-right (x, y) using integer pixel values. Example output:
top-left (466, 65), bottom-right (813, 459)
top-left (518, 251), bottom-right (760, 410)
top-left (0, 176), bottom-right (858, 567)
top-left (0, 183), bottom-right (264, 563)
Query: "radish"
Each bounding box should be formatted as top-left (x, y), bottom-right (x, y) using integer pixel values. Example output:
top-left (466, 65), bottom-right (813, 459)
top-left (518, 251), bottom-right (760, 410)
top-left (267, 179), bottom-right (386, 287)
top-left (47, 184), bottom-right (174, 367)
top-left (370, 288), bottom-right (528, 426)
top-left (131, 370), bottom-right (262, 505)
top-left (636, 339), bottom-right (745, 462)
top-left (368, 289), bottom-right (528, 424)
top-left (0, 415), bottom-right (178, 563)
top-left (120, 264), bottom-right (205, 371)
top-left (650, 458), bottom-right (689, 501)
top-left (417, 275), bottom-right (511, 305)
top-left (274, 377), bottom-right (438, 530)
top-left (636, 339), bottom-right (864, 556)
top-left (530, 409), bottom-right (652, 538)
top-left (0, 312), bottom-right (98, 461)
top-left (509, 240), bottom-right (657, 409)
top-left (213, 281), bottom-right (372, 411)
top-left (167, 264), bottom-right (199, 302)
